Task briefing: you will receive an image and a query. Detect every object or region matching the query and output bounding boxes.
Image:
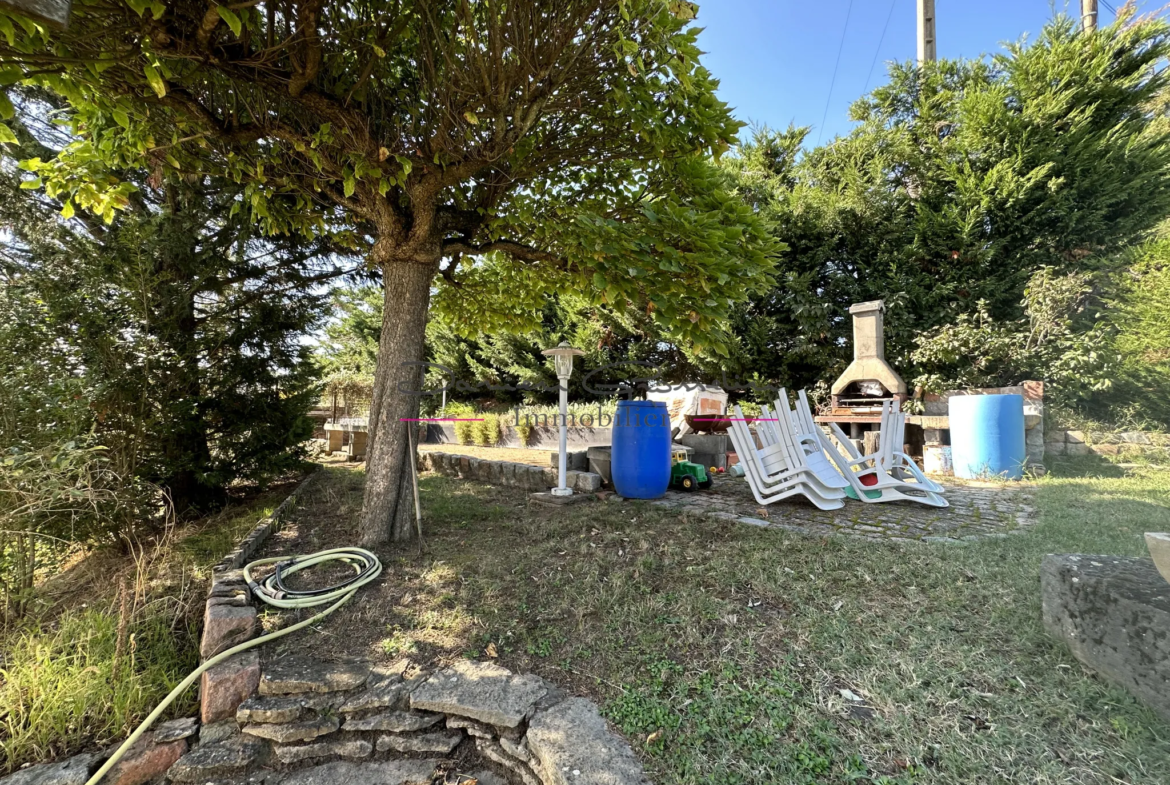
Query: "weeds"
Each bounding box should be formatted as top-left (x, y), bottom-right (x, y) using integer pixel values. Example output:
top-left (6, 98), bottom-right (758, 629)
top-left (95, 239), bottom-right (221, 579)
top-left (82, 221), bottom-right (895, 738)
top-left (0, 608), bottom-right (198, 772)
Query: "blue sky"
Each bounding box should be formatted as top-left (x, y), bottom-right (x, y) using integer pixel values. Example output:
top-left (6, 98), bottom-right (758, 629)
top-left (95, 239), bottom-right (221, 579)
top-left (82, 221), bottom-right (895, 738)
top-left (695, 0), bottom-right (1145, 144)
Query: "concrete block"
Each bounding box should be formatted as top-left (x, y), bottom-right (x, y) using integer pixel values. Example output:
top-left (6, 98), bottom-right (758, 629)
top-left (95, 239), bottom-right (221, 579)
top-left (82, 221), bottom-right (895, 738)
top-left (1041, 555), bottom-right (1170, 722)
top-left (1120, 432), bottom-right (1153, 445)
top-left (1066, 430), bottom-right (1086, 444)
top-left (1045, 441), bottom-right (1067, 456)
top-left (572, 472), bottom-right (602, 493)
top-left (1067, 443), bottom-right (1091, 456)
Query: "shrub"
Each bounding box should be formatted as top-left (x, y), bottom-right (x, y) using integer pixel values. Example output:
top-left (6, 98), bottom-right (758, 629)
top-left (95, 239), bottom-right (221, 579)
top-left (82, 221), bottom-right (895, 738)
top-left (472, 414), bottom-right (502, 447)
top-left (444, 402), bottom-right (478, 445)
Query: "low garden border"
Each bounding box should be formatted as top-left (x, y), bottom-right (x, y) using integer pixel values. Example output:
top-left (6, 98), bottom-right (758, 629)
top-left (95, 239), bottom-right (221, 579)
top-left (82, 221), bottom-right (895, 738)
top-left (417, 451), bottom-right (602, 493)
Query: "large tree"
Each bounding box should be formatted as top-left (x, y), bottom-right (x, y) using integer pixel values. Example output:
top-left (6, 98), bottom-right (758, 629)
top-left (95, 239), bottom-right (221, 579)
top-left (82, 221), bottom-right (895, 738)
top-left (716, 11), bottom-right (1170, 394)
top-left (2, 88), bottom-right (346, 514)
top-left (0, 1), bottom-right (777, 542)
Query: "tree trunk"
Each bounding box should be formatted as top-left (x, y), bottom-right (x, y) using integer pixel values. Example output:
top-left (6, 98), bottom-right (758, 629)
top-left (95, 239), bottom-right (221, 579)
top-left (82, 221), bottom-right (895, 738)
top-left (360, 259), bottom-right (436, 545)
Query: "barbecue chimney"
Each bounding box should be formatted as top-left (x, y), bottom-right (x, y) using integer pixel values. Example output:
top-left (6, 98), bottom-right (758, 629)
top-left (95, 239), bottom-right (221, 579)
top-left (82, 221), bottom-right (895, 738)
top-left (830, 300), bottom-right (907, 408)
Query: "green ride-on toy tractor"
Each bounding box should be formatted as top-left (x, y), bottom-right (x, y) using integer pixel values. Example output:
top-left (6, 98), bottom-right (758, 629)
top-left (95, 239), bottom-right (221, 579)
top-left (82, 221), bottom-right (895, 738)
top-left (670, 446), bottom-right (713, 492)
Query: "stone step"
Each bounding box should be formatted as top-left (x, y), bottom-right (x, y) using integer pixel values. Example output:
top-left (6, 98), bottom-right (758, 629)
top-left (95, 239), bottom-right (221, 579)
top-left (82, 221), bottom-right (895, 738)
top-left (341, 709), bottom-right (442, 733)
top-left (259, 657), bottom-right (371, 695)
top-left (167, 735), bottom-right (267, 782)
top-left (374, 729), bottom-right (464, 754)
top-left (237, 695), bottom-right (306, 724)
top-left (242, 715), bottom-right (340, 744)
top-left (409, 660), bottom-right (547, 728)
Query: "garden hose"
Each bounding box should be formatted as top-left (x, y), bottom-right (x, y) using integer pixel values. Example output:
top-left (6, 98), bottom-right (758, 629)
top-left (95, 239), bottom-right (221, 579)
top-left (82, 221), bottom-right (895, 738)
top-left (85, 547), bottom-right (382, 785)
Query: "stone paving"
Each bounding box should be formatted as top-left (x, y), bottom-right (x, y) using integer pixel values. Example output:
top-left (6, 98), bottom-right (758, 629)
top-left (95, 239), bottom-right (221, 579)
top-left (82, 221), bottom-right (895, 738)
top-left (648, 474), bottom-right (1036, 543)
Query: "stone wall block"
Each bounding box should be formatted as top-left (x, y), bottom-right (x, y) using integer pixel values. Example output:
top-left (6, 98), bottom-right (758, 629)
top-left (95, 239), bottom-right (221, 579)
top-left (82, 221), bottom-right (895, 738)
top-left (200, 604), bottom-right (258, 660)
top-left (200, 651), bottom-right (261, 723)
top-left (1041, 554), bottom-right (1170, 723)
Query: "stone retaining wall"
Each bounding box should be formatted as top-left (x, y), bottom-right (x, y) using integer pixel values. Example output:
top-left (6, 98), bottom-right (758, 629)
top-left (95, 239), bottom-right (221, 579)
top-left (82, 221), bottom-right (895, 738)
top-left (165, 657), bottom-right (649, 785)
top-left (1044, 429), bottom-right (1170, 460)
top-left (201, 469), bottom-right (322, 724)
top-left (418, 451), bottom-right (602, 493)
top-left (423, 423), bottom-right (613, 451)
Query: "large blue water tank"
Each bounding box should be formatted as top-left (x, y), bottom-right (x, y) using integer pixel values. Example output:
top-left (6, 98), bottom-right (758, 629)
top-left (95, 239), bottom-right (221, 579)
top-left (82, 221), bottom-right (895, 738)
top-left (949, 394), bottom-right (1026, 480)
top-left (611, 400), bottom-right (672, 499)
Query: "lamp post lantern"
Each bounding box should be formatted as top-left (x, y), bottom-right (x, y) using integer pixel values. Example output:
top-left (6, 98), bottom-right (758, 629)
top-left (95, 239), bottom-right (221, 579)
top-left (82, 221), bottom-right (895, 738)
top-left (542, 341), bottom-right (585, 497)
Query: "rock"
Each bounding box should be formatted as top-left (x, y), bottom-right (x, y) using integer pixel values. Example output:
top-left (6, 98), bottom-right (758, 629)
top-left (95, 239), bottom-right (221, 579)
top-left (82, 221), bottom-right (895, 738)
top-left (527, 698), bottom-right (649, 785)
top-left (260, 657), bottom-right (371, 695)
top-left (1066, 442), bottom-right (1091, 456)
top-left (273, 739), bottom-right (372, 765)
top-left (167, 735), bottom-right (267, 782)
top-left (1042, 554), bottom-right (1170, 723)
top-left (374, 730), bottom-right (464, 754)
top-left (201, 602), bottom-right (258, 659)
top-left (342, 710), bottom-right (442, 732)
top-left (0, 754), bottom-right (97, 785)
top-left (499, 736), bottom-right (531, 763)
top-left (237, 696), bottom-right (306, 724)
top-left (243, 714), bottom-right (340, 743)
top-left (104, 734), bottom-right (187, 785)
top-left (476, 740), bottom-right (541, 785)
top-left (274, 760), bottom-right (440, 785)
top-left (201, 651), bottom-right (261, 723)
top-left (572, 472), bottom-right (602, 493)
top-left (338, 680), bottom-right (406, 714)
top-left (153, 717), bottom-right (199, 743)
top-left (444, 716), bottom-right (495, 739)
top-left (198, 719), bottom-right (241, 744)
top-left (410, 660), bottom-right (546, 728)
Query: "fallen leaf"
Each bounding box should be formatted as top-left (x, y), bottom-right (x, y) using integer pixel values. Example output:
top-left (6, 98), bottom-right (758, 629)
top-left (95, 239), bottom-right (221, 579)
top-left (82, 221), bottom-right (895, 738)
top-left (646, 729), bottom-right (663, 744)
top-left (832, 600), bottom-right (844, 611)
top-left (485, 642), bottom-right (498, 658)
top-left (839, 688), bottom-right (864, 702)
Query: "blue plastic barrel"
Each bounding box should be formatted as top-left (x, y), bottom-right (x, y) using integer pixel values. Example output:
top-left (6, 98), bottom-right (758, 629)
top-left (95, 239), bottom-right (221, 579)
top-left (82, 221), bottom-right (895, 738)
top-left (610, 400), bottom-right (672, 499)
top-left (949, 394), bottom-right (1026, 480)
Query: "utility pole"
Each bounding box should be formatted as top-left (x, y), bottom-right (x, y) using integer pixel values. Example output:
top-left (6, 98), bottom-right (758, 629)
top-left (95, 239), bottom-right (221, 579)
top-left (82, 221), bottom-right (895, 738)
top-left (917, 0), bottom-right (936, 64)
top-left (1082, 0), bottom-right (1098, 33)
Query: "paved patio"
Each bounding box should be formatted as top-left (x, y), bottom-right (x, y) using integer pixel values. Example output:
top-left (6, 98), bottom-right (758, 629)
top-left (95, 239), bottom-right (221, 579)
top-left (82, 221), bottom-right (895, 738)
top-left (648, 474), bottom-right (1036, 543)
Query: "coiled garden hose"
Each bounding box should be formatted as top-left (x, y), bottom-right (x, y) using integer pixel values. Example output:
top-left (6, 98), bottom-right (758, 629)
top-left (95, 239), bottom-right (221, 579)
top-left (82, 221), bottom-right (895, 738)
top-left (85, 547), bottom-right (382, 785)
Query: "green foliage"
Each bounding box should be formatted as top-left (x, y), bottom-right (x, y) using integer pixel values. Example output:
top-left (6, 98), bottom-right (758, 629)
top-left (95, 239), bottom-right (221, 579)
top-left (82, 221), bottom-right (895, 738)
top-left (471, 414), bottom-right (502, 448)
top-left (0, 442), bottom-right (147, 621)
top-left (444, 403), bottom-right (478, 446)
top-left (911, 268), bottom-right (1117, 406)
top-left (0, 1), bottom-right (777, 359)
top-left (1, 108), bottom-right (332, 514)
top-left (718, 12), bottom-right (1170, 391)
top-left (0, 607), bottom-right (198, 772)
top-left (1077, 239), bottom-right (1170, 429)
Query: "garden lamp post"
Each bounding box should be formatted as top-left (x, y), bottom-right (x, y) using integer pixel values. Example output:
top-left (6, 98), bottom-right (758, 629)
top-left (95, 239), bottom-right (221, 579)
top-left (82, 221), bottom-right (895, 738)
top-left (542, 341), bottom-right (585, 497)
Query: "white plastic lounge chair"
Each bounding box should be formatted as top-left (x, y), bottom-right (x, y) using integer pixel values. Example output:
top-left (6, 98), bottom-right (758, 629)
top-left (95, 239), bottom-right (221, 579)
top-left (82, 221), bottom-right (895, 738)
top-left (871, 400), bottom-right (946, 494)
top-left (727, 406), bottom-right (846, 510)
top-left (813, 400), bottom-right (949, 507)
top-left (761, 393), bottom-right (851, 496)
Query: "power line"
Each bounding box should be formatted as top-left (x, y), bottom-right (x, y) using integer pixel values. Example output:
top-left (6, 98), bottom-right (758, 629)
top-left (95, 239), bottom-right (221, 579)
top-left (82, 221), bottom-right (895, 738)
top-left (1101, 0), bottom-right (1117, 16)
top-left (864, 0), bottom-right (899, 94)
top-left (819, 0), bottom-right (855, 144)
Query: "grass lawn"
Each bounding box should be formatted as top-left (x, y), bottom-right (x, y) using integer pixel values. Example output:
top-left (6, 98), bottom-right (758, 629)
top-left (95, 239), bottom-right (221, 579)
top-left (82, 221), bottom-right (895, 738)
top-left (259, 460), bottom-right (1170, 785)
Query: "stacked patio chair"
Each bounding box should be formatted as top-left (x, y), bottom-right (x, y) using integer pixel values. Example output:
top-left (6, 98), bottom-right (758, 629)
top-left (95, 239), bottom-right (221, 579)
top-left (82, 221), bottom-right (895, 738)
top-left (808, 395), bottom-right (949, 507)
top-left (726, 403), bottom-right (847, 510)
